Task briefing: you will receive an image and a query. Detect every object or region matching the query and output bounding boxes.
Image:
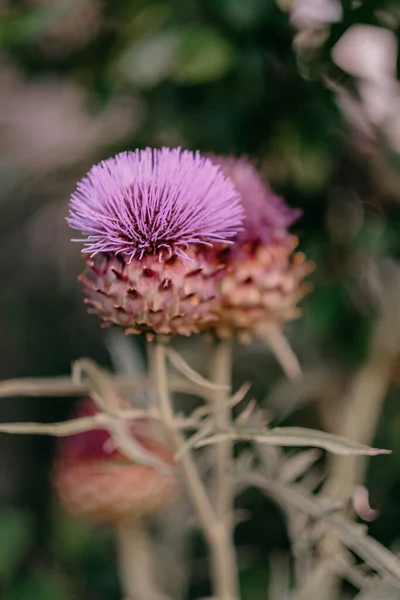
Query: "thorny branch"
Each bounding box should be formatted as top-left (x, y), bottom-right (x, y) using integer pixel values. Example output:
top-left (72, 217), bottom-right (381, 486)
top-left (0, 371), bottom-right (213, 400)
top-left (262, 324), bottom-right (302, 380)
top-left (192, 427), bottom-right (390, 457)
top-left (149, 341), bottom-right (217, 537)
top-left (243, 472), bottom-right (400, 586)
top-left (209, 338), bottom-right (240, 599)
top-left (0, 411), bottom-right (198, 437)
top-left (311, 267), bottom-right (400, 600)
top-left (0, 345), bottom-right (398, 597)
top-left (0, 362), bottom-right (250, 442)
top-left (71, 359), bottom-right (172, 472)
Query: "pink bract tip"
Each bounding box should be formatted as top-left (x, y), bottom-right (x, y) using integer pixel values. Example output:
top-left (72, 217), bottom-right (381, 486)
top-left (210, 155), bottom-right (301, 245)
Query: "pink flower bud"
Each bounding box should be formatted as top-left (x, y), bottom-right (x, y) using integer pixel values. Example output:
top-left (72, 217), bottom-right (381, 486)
top-left (53, 399), bottom-right (179, 523)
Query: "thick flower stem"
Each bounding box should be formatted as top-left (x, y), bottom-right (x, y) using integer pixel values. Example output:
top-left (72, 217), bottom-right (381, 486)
top-left (302, 273), bottom-right (400, 600)
top-left (150, 340), bottom-right (239, 599)
top-left (116, 519), bottom-right (168, 600)
top-left (210, 339), bottom-right (240, 600)
top-left (210, 524), bottom-right (240, 600)
top-left (150, 341), bottom-right (215, 535)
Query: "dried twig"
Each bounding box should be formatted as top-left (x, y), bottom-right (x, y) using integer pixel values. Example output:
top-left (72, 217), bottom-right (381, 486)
top-left (313, 268), bottom-right (400, 600)
top-left (243, 473), bottom-right (400, 585)
top-left (166, 346), bottom-right (229, 391)
top-left (194, 426), bottom-right (390, 456)
top-left (175, 383), bottom-right (252, 460)
top-left (174, 421), bottom-right (215, 460)
top-left (151, 340), bottom-right (242, 600)
top-left (0, 374), bottom-right (211, 400)
top-left (116, 519), bottom-right (171, 600)
top-left (0, 411), bottom-right (198, 437)
top-left (209, 338), bottom-right (240, 599)
top-left (262, 325), bottom-right (302, 379)
top-left (149, 341), bottom-right (216, 536)
top-left (71, 359), bottom-right (173, 472)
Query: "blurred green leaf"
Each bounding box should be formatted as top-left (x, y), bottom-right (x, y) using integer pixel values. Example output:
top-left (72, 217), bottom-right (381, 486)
top-left (118, 31), bottom-right (179, 88)
top-left (8, 571), bottom-right (70, 600)
top-left (240, 567), bottom-right (268, 599)
top-left (0, 508), bottom-right (33, 579)
top-left (213, 0), bottom-right (274, 29)
top-left (172, 26), bottom-right (236, 84)
top-left (120, 25), bottom-right (236, 87)
top-left (0, 2), bottom-right (90, 46)
top-left (269, 123), bottom-right (332, 191)
top-left (303, 282), bottom-right (344, 342)
top-left (0, 10), bottom-right (46, 45)
top-left (50, 509), bottom-right (101, 564)
top-left (355, 219), bottom-right (390, 256)
top-left (124, 3), bottom-right (172, 39)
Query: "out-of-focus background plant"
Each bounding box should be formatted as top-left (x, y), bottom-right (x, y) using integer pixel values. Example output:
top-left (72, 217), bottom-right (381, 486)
top-left (2, 0), bottom-right (400, 599)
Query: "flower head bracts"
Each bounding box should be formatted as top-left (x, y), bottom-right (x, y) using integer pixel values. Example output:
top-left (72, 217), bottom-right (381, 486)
top-left (210, 156), bottom-right (301, 245)
top-left (68, 147), bottom-right (244, 261)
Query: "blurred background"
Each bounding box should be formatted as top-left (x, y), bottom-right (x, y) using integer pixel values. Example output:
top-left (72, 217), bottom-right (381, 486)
top-left (1, 0), bottom-right (400, 598)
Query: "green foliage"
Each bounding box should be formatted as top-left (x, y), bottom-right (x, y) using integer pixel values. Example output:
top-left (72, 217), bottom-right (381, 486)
top-left (117, 25), bottom-right (235, 87)
top-left (0, 509), bottom-right (33, 580)
top-left (8, 572), bottom-right (70, 600)
top-left (50, 510), bottom-right (98, 565)
top-left (172, 26), bottom-right (236, 84)
top-left (240, 567), bottom-right (269, 599)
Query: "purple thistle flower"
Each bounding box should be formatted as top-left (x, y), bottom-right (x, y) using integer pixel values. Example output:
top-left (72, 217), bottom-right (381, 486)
top-left (68, 147), bottom-right (243, 261)
top-left (210, 156), bottom-right (301, 245)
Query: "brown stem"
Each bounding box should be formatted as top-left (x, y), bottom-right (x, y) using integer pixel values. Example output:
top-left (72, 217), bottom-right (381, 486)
top-left (244, 472), bottom-right (400, 585)
top-left (209, 524), bottom-right (240, 600)
top-left (73, 359), bottom-right (169, 472)
top-left (210, 339), bottom-right (240, 599)
top-left (211, 340), bottom-right (233, 518)
top-left (150, 340), bottom-right (239, 599)
top-left (149, 341), bottom-right (215, 537)
top-left (324, 356), bottom-right (393, 503)
top-left (0, 411), bottom-right (199, 437)
top-left (306, 356), bottom-right (395, 600)
top-left (305, 272), bottom-right (400, 600)
top-left (0, 373), bottom-right (212, 400)
top-left (263, 325), bottom-right (302, 379)
top-left (116, 519), bottom-right (169, 600)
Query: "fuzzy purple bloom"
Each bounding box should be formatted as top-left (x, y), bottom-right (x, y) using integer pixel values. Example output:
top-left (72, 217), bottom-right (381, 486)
top-left (68, 147), bottom-right (243, 261)
top-left (210, 156), bottom-right (301, 245)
